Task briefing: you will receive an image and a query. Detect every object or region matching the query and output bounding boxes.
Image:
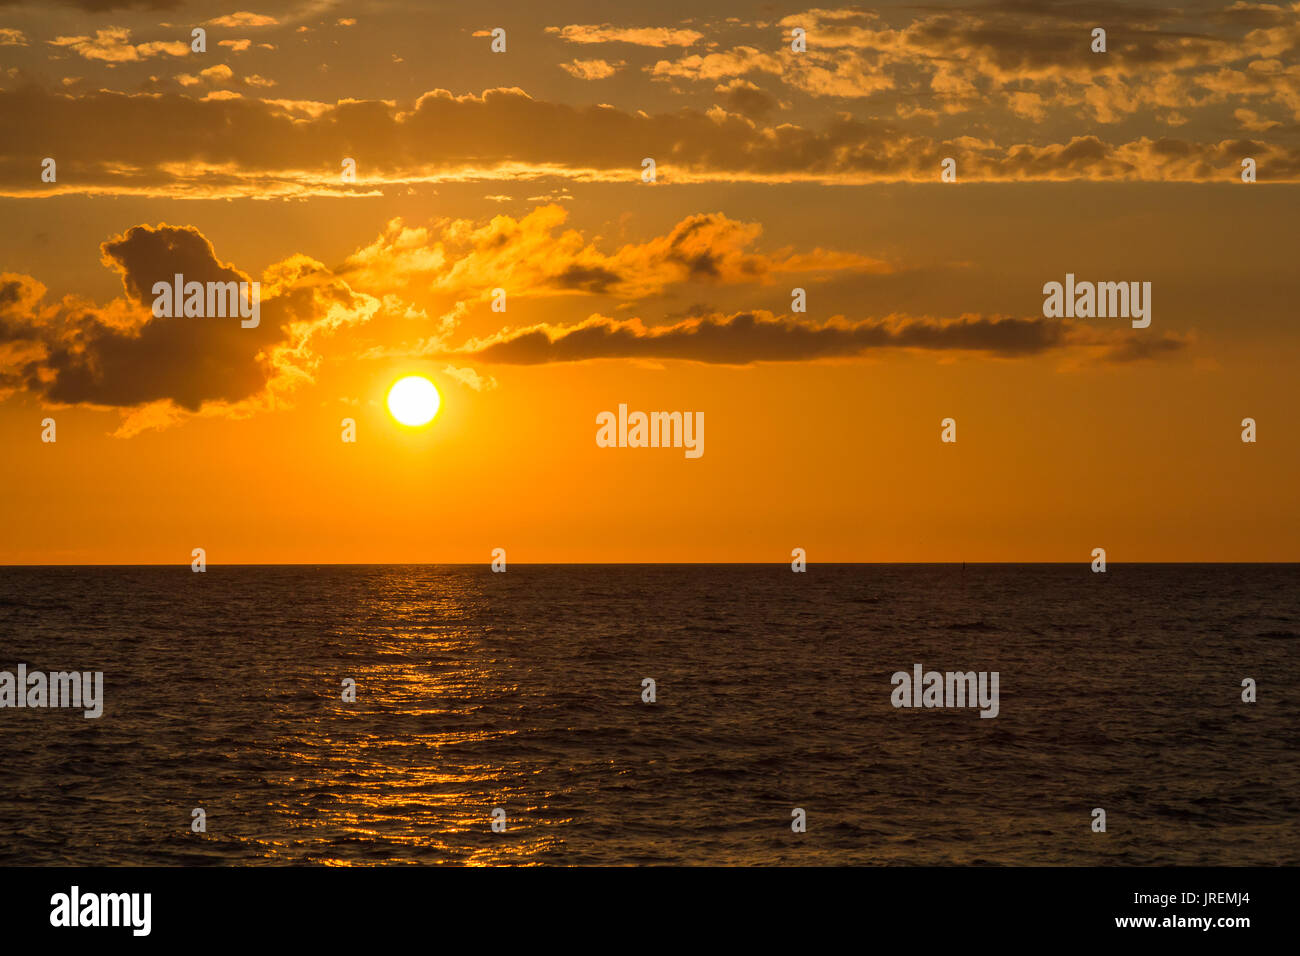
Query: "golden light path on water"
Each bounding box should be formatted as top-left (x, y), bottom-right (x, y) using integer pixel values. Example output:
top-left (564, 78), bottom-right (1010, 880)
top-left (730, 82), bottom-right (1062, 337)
top-left (241, 567), bottom-right (568, 865)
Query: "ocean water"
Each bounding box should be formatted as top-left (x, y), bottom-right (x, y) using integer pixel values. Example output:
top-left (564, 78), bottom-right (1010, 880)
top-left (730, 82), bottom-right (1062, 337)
top-left (0, 563), bottom-right (1295, 866)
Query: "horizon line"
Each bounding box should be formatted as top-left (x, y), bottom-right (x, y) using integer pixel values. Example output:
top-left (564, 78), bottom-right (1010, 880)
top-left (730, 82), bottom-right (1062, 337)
top-left (2, 561), bottom-right (1298, 569)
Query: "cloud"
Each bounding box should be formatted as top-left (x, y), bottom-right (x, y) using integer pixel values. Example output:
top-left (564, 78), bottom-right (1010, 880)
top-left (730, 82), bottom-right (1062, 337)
top-left (714, 78), bottom-right (780, 117)
top-left (0, 28), bottom-right (28, 46)
top-left (338, 204), bottom-right (891, 303)
top-left (206, 12), bottom-right (278, 28)
top-left (13, 0), bottom-right (183, 9)
top-left (457, 311), bottom-right (1190, 366)
top-left (47, 27), bottom-right (189, 63)
top-left (0, 210), bottom-right (1195, 431)
top-left (0, 224), bottom-right (379, 434)
top-left (545, 24), bottom-right (703, 47)
top-left (651, 46), bottom-right (784, 84)
top-left (651, 4), bottom-right (1300, 122)
top-left (441, 365), bottom-right (497, 391)
top-left (1236, 107), bottom-right (1283, 129)
top-left (558, 59), bottom-right (623, 80)
top-left (3, 84), bottom-right (1296, 197)
top-left (199, 63), bottom-right (234, 83)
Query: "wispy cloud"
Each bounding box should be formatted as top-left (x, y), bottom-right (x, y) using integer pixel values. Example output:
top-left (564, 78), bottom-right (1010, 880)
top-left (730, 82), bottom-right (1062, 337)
top-left (545, 24), bottom-right (703, 47)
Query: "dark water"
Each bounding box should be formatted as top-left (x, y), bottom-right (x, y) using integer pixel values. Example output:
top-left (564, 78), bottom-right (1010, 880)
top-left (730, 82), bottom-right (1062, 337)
top-left (0, 564), bottom-right (1295, 866)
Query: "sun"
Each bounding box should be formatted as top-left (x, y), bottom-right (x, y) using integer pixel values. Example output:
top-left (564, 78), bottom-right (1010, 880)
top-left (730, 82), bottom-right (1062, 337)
top-left (386, 375), bottom-right (441, 427)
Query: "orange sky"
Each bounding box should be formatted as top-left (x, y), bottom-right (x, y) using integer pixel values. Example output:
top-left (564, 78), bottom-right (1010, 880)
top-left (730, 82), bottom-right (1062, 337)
top-left (1, 1), bottom-right (1297, 563)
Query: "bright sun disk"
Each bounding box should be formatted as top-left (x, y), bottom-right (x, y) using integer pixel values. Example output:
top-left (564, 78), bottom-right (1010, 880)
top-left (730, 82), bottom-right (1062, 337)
top-left (387, 375), bottom-right (441, 427)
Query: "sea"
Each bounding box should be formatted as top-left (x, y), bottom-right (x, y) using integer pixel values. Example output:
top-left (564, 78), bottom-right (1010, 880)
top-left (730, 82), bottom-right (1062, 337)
top-left (0, 563), bottom-right (1295, 866)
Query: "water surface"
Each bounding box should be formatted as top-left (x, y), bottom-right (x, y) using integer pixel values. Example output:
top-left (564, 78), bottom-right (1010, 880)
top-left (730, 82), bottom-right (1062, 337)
top-left (0, 564), bottom-right (1294, 865)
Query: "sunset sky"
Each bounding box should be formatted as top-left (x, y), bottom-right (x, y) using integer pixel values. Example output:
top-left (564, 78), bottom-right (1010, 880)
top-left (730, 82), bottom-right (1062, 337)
top-left (1, 0), bottom-right (1297, 563)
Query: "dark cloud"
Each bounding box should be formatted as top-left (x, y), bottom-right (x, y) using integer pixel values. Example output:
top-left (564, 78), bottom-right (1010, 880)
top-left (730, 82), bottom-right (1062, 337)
top-left (462, 311), bottom-right (1188, 366)
top-left (714, 79), bottom-right (779, 118)
top-left (0, 224), bottom-right (376, 415)
top-left (971, 0), bottom-right (1180, 20)
top-left (2, 84), bottom-right (1297, 194)
top-left (551, 264), bottom-right (622, 293)
top-left (19, 225), bottom-right (279, 409)
top-left (103, 224), bottom-right (247, 305)
top-left (1210, 2), bottom-right (1298, 28)
top-left (1095, 332), bottom-right (1191, 362)
top-left (0, 0), bottom-right (180, 9)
